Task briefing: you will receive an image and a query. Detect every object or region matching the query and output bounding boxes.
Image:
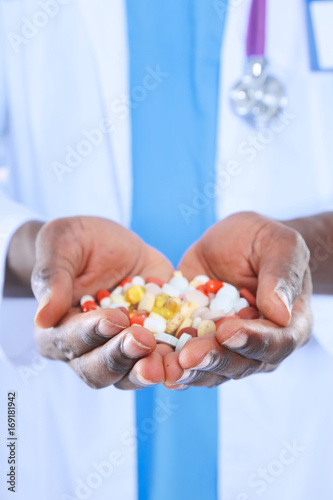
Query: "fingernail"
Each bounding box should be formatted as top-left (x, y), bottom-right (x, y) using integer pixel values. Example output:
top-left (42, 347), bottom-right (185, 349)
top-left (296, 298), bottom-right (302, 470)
top-left (174, 369), bottom-right (193, 385)
top-left (222, 330), bottom-right (248, 348)
top-left (34, 290), bottom-right (51, 321)
top-left (122, 334), bottom-right (152, 358)
top-left (134, 372), bottom-right (156, 387)
top-left (98, 318), bottom-right (126, 337)
top-left (190, 353), bottom-right (214, 370)
top-left (275, 288), bottom-right (292, 317)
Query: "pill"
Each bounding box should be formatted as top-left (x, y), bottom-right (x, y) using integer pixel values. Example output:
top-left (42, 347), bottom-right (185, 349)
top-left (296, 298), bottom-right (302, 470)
top-left (168, 276), bottom-right (189, 293)
top-left (111, 294), bottom-right (130, 306)
top-left (165, 312), bottom-right (184, 334)
top-left (81, 300), bottom-right (97, 312)
top-left (130, 315), bottom-right (146, 326)
top-left (80, 295), bottom-right (95, 306)
top-left (161, 283), bottom-right (181, 298)
top-left (239, 288), bottom-right (257, 307)
top-left (184, 290), bottom-right (209, 307)
top-left (100, 297), bottom-right (112, 308)
top-left (123, 282), bottom-right (134, 293)
top-left (235, 297), bottom-right (250, 313)
top-left (238, 307), bottom-right (260, 320)
top-left (138, 292), bottom-right (155, 312)
top-left (175, 333), bottom-right (193, 351)
top-left (124, 285), bottom-right (146, 304)
top-left (161, 300), bottom-right (181, 320)
top-left (216, 283), bottom-right (239, 303)
top-left (215, 315), bottom-right (240, 329)
top-left (180, 302), bottom-right (200, 318)
top-left (146, 276), bottom-right (166, 287)
top-left (109, 302), bottom-right (129, 310)
top-left (144, 283), bottom-right (162, 296)
top-left (205, 279), bottom-right (223, 294)
top-left (196, 284), bottom-right (209, 296)
top-left (201, 309), bottom-right (226, 321)
top-left (111, 286), bottom-right (123, 296)
top-left (96, 289), bottom-right (111, 304)
top-left (210, 295), bottom-right (234, 314)
top-left (198, 320), bottom-right (217, 337)
top-left (191, 306), bottom-right (209, 319)
top-left (154, 293), bottom-right (169, 310)
top-left (193, 275), bottom-right (210, 284)
top-left (192, 316), bottom-right (202, 330)
top-left (173, 270), bottom-right (183, 277)
top-left (175, 316), bottom-right (193, 336)
top-left (155, 332), bottom-right (178, 347)
top-left (175, 327), bottom-right (197, 339)
top-left (189, 279), bottom-right (204, 287)
top-left (132, 275), bottom-right (146, 286)
top-left (149, 312), bottom-right (166, 321)
top-left (119, 277), bottom-right (132, 287)
top-left (143, 317), bottom-right (166, 333)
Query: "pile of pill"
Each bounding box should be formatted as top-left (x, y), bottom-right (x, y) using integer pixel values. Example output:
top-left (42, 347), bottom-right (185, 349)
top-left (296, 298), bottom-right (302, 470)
top-left (80, 272), bottom-right (259, 352)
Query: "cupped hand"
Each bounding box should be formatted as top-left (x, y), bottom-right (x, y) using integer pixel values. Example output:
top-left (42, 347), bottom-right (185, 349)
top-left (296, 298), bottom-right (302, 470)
top-left (164, 212), bottom-right (313, 389)
top-left (31, 216), bottom-right (174, 389)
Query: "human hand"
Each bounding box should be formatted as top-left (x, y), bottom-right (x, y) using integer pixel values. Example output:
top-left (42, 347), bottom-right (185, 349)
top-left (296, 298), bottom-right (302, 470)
top-left (164, 212), bottom-right (313, 389)
top-left (31, 216), bottom-right (174, 389)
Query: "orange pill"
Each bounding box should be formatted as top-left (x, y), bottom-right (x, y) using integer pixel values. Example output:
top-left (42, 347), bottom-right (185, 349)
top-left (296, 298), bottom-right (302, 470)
top-left (96, 289), bottom-right (110, 304)
top-left (239, 288), bottom-right (257, 307)
top-left (196, 284), bottom-right (209, 296)
top-left (81, 300), bottom-right (97, 313)
top-left (119, 277), bottom-right (132, 287)
top-left (130, 315), bottom-right (146, 326)
top-left (238, 307), bottom-right (260, 320)
top-left (205, 279), bottom-right (223, 294)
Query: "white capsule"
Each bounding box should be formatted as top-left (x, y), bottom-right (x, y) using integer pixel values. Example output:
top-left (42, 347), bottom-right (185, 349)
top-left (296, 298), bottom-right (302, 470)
top-left (161, 283), bottom-right (180, 298)
top-left (155, 332), bottom-right (178, 348)
top-left (192, 316), bottom-right (202, 330)
top-left (80, 295), bottom-right (95, 306)
top-left (175, 333), bottom-right (192, 352)
top-left (100, 297), bottom-right (112, 308)
top-left (235, 297), bottom-right (250, 313)
top-left (183, 286), bottom-right (195, 294)
top-left (148, 312), bottom-right (166, 321)
top-left (132, 275), bottom-right (145, 286)
top-left (168, 276), bottom-right (189, 293)
top-left (111, 294), bottom-right (130, 306)
top-left (143, 317), bottom-right (166, 333)
top-left (193, 275), bottom-right (210, 284)
top-left (210, 295), bottom-right (234, 314)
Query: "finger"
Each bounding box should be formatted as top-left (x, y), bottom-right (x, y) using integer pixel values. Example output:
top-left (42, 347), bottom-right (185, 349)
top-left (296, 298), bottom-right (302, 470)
top-left (34, 308), bottom-right (130, 361)
top-left (68, 326), bottom-right (156, 389)
top-left (215, 304), bottom-right (312, 365)
top-left (114, 351), bottom-right (166, 390)
top-left (31, 219), bottom-right (83, 329)
top-left (177, 336), bottom-right (265, 379)
top-left (254, 225), bottom-right (310, 327)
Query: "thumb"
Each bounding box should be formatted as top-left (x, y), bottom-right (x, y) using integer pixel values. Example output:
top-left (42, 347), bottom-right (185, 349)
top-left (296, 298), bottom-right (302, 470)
top-left (255, 231), bottom-right (310, 327)
top-left (31, 221), bottom-right (80, 328)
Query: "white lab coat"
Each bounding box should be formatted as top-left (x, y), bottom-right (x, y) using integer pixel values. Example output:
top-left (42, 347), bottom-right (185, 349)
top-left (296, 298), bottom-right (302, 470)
top-left (0, 1), bottom-right (332, 499)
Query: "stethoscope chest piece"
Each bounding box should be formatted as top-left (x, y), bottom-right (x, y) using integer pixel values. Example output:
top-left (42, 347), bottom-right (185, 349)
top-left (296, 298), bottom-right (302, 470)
top-left (230, 57), bottom-right (287, 129)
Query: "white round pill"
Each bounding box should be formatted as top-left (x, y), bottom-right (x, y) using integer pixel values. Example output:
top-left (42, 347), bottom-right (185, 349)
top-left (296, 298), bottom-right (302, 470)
top-left (216, 283), bottom-right (239, 303)
top-left (132, 275), bottom-right (145, 286)
top-left (155, 332), bottom-right (178, 347)
top-left (80, 295), bottom-right (94, 306)
top-left (192, 316), bottom-right (202, 330)
top-left (210, 295), bottom-right (234, 314)
top-left (175, 333), bottom-right (192, 352)
top-left (168, 276), bottom-right (189, 293)
top-left (143, 317), bottom-right (166, 333)
top-left (235, 297), bottom-right (250, 313)
top-left (111, 286), bottom-right (123, 296)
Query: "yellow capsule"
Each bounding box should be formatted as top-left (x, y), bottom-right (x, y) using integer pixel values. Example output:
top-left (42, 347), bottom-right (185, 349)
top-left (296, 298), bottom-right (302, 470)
top-left (124, 285), bottom-right (145, 304)
top-left (160, 307), bottom-right (175, 320)
top-left (151, 306), bottom-right (162, 314)
top-left (154, 293), bottom-right (169, 309)
top-left (164, 299), bottom-right (180, 313)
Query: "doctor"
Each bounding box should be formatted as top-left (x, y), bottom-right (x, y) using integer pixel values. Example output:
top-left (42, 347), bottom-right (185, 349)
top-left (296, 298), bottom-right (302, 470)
top-left (1, 1), bottom-right (333, 500)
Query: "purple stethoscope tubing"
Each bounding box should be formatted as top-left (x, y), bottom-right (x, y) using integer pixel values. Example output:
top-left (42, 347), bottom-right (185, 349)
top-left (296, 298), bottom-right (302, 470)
top-left (246, 0), bottom-right (266, 58)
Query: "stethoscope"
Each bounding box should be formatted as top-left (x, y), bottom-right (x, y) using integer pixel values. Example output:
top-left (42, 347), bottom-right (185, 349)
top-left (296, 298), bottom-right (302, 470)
top-left (230, 0), bottom-right (288, 129)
